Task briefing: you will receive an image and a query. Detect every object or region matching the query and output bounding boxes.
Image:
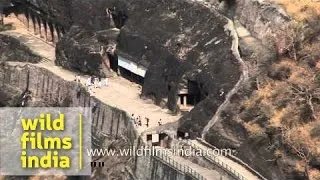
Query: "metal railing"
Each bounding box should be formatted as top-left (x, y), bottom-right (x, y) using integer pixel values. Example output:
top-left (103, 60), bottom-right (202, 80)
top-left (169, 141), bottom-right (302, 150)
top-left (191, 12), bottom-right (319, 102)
top-left (196, 138), bottom-right (267, 180)
top-left (185, 139), bottom-right (246, 180)
top-left (153, 148), bottom-right (206, 180)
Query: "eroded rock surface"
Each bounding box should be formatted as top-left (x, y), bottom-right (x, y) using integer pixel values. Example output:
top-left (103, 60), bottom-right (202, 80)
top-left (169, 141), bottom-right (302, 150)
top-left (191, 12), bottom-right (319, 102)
top-left (18, 0), bottom-right (241, 137)
top-left (0, 63), bottom-right (137, 180)
top-left (0, 34), bottom-right (41, 63)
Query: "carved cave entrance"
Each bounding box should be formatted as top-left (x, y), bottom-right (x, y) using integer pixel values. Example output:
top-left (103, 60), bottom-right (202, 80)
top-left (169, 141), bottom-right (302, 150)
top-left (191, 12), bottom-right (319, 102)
top-left (178, 80), bottom-right (201, 109)
top-left (146, 132), bottom-right (170, 148)
top-left (107, 53), bottom-right (119, 73)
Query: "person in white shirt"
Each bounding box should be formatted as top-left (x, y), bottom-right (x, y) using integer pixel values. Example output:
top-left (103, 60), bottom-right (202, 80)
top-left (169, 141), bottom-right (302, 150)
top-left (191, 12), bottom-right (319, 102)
top-left (98, 80), bottom-right (102, 88)
top-left (88, 86), bottom-right (93, 96)
top-left (76, 75), bottom-right (81, 83)
top-left (86, 77), bottom-right (92, 87)
top-left (105, 77), bottom-right (109, 87)
top-left (94, 77), bottom-right (99, 88)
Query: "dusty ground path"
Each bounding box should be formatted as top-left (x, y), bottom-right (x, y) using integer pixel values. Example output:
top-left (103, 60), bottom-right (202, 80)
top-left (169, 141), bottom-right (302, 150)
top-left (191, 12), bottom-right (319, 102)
top-left (2, 15), bottom-right (181, 134)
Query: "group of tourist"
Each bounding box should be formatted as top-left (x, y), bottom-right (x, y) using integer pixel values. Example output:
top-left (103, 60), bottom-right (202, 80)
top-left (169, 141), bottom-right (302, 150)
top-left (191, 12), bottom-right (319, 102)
top-left (131, 113), bottom-right (162, 128)
top-left (75, 75), bottom-right (109, 96)
top-left (74, 74), bottom-right (165, 128)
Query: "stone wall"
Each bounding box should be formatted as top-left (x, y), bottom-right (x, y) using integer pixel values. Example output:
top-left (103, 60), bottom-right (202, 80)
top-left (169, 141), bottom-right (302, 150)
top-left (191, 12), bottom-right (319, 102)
top-left (0, 63), bottom-right (137, 179)
top-left (0, 63), bottom-right (136, 142)
top-left (135, 154), bottom-right (191, 180)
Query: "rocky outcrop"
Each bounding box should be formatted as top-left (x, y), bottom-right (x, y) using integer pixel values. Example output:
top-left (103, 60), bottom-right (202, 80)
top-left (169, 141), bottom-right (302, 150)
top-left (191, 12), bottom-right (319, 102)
top-left (203, 19), bottom-right (301, 180)
top-left (0, 81), bottom-right (23, 107)
top-left (235, 0), bottom-right (294, 54)
top-left (118, 0), bottom-right (241, 136)
top-left (55, 25), bottom-right (119, 77)
top-left (209, 0), bottom-right (295, 53)
top-left (204, 87), bottom-right (306, 180)
top-left (0, 34), bottom-right (41, 63)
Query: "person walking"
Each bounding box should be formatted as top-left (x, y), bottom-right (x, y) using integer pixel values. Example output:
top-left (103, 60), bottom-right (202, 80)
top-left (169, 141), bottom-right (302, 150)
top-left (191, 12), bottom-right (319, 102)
top-left (97, 77), bottom-right (102, 88)
top-left (86, 77), bottom-right (92, 87)
top-left (137, 116), bottom-right (142, 126)
top-left (88, 86), bottom-right (93, 96)
top-left (145, 117), bottom-right (149, 127)
top-left (91, 76), bottom-right (95, 85)
top-left (131, 113), bottom-right (135, 122)
top-left (94, 77), bottom-right (99, 88)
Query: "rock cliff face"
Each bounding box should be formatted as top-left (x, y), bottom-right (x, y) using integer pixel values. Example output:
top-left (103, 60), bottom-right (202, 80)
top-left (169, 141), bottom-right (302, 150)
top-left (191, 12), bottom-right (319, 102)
top-left (0, 62), bottom-right (138, 179)
top-left (4, 0), bottom-right (306, 179)
top-left (200, 1), bottom-right (317, 179)
top-left (234, 0), bottom-right (294, 54)
top-left (15, 0), bottom-right (241, 137)
top-left (118, 0), bottom-right (241, 119)
top-left (55, 26), bottom-right (119, 77)
top-left (213, 0), bottom-right (294, 54)
top-left (0, 62), bottom-right (214, 180)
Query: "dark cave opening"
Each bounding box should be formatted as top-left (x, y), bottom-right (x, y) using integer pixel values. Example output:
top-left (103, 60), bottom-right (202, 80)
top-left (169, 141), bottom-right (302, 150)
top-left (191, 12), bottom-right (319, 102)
top-left (177, 130), bottom-right (189, 139)
top-left (178, 80), bottom-right (202, 107)
top-left (146, 132), bottom-right (170, 148)
top-left (119, 67), bottom-right (144, 85)
top-left (107, 53), bottom-right (119, 73)
top-left (107, 7), bottom-right (128, 29)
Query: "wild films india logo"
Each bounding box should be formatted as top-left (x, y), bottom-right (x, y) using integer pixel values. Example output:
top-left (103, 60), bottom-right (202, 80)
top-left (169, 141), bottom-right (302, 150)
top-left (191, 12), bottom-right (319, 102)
top-left (0, 107), bottom-right (91, 176)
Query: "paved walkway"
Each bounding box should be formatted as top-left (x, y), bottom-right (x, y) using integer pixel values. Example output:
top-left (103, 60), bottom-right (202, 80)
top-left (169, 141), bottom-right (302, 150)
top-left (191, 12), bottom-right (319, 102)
top-left (189, 140), bottom-right (260, 180)
top-left (2, 16), bottom-right (181, 134)
top-left (172, 156), bottom-right (224, 179)
top-left (154, 146), bottom-right (228, 180)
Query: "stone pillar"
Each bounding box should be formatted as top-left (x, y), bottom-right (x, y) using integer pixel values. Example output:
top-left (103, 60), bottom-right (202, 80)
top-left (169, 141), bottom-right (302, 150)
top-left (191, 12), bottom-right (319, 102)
top-left (22, 13), bottom-right (28, 27)
top-left (177, 96), bottom-right (181, 105)
top-left (42, 19), bottom-right (48, 41)
top-left (34, 16), bottom-right (40, 35)
top-left (47, 22), bottom-right (54, 42)
top-left (30, 13), bottom-right (36, 34)
top-left (25, 10), bottom-right (30, 30)
top-left (56, 25), bottom-right (61, 40)
top-left (102, 56), bottom-right (111, 69)
top-left (0, 11), bottom-right (3, 26)
top-left (16, 13), bottom-right (22, 23)
top-left (183, 95), bottom-right (187, 107)
top-left (38, 18), bottom-right (43, 38)
top-left (39, 18), bottom-right (46, 39)
top-left (52, 24), bottom-right (59, 44)
top-left (16, 12), bottom-right (26, 26)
